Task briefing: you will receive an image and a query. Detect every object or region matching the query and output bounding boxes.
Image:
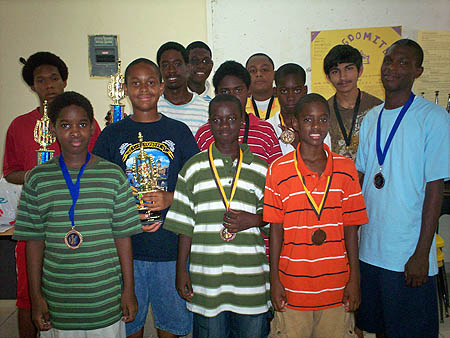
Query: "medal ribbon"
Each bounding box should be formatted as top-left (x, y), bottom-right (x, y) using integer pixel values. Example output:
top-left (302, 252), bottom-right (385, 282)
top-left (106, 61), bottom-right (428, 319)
top-left (242, 113), bottom-right (250, 144)
top-left (333, 89), bottom-right (361, 147)
top-left (251, 96), bottom-right (274, 120)
top-left (293, 145), bottom-right (331, 220)
top-left (376, 92), bottom-right (415, 167)
top-left (208, 142), bottom-right (243, 210)
top-left (59, 152), bottom-right (91, 227)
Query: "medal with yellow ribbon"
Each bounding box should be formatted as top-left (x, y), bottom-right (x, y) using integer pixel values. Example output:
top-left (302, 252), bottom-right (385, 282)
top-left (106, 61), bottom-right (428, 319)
top-left (279, 113), bottom-right (295, 145)
top-left (208, 142), bottom-right (243, 242)
top-left (293, 145), bottom-right (332, 245)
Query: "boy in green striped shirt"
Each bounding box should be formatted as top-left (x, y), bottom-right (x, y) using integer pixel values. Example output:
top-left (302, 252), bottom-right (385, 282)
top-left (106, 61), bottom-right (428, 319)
top-left (165, 94), bottom-right (271, 338)
top-left (13, 91), bottom-right (142, 337)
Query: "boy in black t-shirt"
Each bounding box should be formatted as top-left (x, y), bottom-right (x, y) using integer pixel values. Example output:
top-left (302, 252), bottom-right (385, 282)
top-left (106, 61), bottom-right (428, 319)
top-left (93, 58), bottom-right (198, 338)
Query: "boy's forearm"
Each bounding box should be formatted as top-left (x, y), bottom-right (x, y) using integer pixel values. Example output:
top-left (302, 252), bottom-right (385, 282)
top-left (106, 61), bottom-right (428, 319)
top-left (344, 225), bottom-right (360, 281)
top-left (5, 170), bottom-right (27, 185)
top-left (26, 240), bottom-right (45, 301)
top-left (177, 234), bottom-right (192, 270)
top-left (269, 223), bottom-right (284, 282)
top-left (114, 237), bottom-right (134, 292)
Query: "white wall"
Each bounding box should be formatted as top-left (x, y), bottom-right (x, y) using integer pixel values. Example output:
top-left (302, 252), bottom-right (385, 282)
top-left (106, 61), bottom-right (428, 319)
top-left (207, 0), bottom-right (450, 90)
top-left (0, 0), bottom-right (207, 170)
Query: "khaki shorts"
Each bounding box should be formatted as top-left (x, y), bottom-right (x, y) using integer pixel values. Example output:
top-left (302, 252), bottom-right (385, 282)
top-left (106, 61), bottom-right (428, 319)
top-left (40, 320), bottom-right (125, 338)
top-left (270, 306), bottom-right (357, 338)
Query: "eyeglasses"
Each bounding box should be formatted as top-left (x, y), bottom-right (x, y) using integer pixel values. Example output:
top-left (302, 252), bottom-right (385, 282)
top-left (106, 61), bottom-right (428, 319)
top-left (190, 58), bottom-right (213, 66)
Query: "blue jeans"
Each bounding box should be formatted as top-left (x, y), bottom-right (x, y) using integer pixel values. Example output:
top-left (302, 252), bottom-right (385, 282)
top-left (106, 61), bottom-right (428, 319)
top-left (125, 260), bottom-right (192, 336)
top-left (193, 311), bottom-right (270, 338)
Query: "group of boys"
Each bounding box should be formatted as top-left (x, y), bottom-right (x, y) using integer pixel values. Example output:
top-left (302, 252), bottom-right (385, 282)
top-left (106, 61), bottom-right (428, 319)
top-left (4, 37), bottom-right (449, 338)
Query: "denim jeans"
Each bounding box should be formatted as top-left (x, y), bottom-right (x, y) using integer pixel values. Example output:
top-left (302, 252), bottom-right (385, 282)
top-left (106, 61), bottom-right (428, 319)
top-left (193, 311), bottom-right (270, 338)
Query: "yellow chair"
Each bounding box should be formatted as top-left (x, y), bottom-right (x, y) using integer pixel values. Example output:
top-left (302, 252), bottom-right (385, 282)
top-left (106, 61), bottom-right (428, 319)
top-left (436, 234), bottom-right (449, 322)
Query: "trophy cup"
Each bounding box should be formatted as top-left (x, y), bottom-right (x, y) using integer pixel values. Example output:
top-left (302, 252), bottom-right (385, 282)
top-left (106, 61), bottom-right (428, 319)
top-left (34, 100), bottom-right (56, 165)
top-left (131, 132), bottom-right (161, 222)
top-left (107, 60), bottom-right (125, 123)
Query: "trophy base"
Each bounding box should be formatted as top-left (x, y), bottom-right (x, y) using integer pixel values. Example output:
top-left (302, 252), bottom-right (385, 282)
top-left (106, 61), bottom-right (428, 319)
top-left (139, 209), bottom-right (162, 225)
top-left (36, 149), bottom-right (55, 165)
top-left (111, 104), bottom-right (125, 123)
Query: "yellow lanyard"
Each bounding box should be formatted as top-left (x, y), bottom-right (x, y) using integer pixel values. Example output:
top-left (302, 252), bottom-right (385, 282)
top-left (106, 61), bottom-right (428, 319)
top-left (208, 142), bottom-right (243, 210)
top-left (293, 144), bottom-right (331, 220)
top-left (279, 113), bottom-right (286, 127)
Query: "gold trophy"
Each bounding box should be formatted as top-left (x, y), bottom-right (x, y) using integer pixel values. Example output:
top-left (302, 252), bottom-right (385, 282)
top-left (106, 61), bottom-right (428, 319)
top-left (107, 60), bottom-right (125, 123)
top-left (34, 100), bottom-right (56, 165)
top-left (131, 132), bottom-right (161, 222)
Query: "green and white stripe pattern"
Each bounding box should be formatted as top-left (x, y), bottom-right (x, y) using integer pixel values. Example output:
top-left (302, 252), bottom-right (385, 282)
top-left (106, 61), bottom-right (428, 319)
top-left (165, 144), bottom-right (271, 317)
top-left (13, 157), bottom-right (142, 330)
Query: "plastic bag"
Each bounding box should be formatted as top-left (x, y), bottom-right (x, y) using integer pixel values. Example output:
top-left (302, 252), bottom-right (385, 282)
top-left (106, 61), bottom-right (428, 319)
top-left (0, 176), bottom-right (22, 226)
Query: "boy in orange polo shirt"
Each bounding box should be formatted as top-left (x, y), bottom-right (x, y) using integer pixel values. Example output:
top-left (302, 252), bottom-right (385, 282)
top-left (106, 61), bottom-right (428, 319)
top-left (264, 93), bottom-right (368, 337)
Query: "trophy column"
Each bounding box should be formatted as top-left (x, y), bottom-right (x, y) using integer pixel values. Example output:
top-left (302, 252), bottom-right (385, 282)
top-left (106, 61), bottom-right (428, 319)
top-left (34, 100), bottom-right (56, 165)
top-left (107, 60), bottom-right (125, 123)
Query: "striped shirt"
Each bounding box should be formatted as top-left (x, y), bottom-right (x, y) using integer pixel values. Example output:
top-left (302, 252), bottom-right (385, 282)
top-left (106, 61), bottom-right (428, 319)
top-left (195, 113), bottom-right (282, 165)
top-left (164, 144), bottom-right (271, 317)
top-left (158, 93), bottom-right (209, 135)
top-left (13, 156), bottom-right (142, 330)
top-left (264, 144), bottom-right (368, 311)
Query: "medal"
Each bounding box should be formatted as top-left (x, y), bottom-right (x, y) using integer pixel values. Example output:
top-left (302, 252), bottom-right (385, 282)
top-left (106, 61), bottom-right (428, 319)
top-left (220, 227), bottom-right (236, 242)
top-left (208, 142), bottom-right (243, 242)
top-left (374, 171), bottom-right (385, 189)
top-left (375, 93), bottom-right (415, 189)
top-left (59, 152), bottom-right (91, 249)
top-left (251, 96), bottom-right (275, 120)
top-left (333, 90), bottom-right (361, 158)
top-left (279, 113), bottom-right (295, 144)
top-left (64, 229), bottom-right (83, 249)
top-left (312, 229), bottom-right (327, 245)
top-left (294, 145), bottom-right (332, 245)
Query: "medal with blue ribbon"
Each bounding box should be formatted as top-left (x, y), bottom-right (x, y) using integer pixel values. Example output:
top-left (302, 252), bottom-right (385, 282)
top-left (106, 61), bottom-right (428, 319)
top-left (375, 92), bottom-right (415, 189)
top-left (59, 152), bottom-right (91, 249)
top-left (208, 142), bottom-right (243, 242)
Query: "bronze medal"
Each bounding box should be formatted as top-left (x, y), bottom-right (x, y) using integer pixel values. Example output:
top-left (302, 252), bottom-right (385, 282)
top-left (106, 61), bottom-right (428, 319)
top-left (374, 172), bottom-right (385, 189)
top-left (220, 226), bottom-right (236, 242)
top-left (208, 143), bottom-right (243, 242)
top-left (65, 229), bottom-right (83, 249)
top-left (280, 129), bottom-right (295, 144)
top-left (312, 229), bottom-right (326, 245)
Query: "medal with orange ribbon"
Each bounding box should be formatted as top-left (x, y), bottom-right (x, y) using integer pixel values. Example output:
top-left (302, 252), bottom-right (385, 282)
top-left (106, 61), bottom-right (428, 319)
top-left (208, 142), bottom-right (243, 242)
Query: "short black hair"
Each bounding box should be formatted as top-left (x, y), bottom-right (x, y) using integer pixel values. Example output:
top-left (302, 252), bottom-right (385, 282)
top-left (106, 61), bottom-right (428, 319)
top-left (389, 39), bottom-right (424, 67)
top-left (124, 58), bottom-right (162, 84)
top-left (323, 45), bottom-right (362, 75)
top-left (245, 53), bottom-right (275, 69)
top-left (208, 94), bottom-right (242, 117)
top-left (156, 42), bottom-right (188, 66)
top-left (48, 91), bottom-right (94, 125)
top-left (20, 51), bottom-right (68, 87)
top-left (212, 61), bottom-right (251, 93)
top-left (186, 41), bottom-right (212, 58)
top-left (295, 93), bottom-right (329, 117)
top-left (275, 63), bottom-right (306, 86)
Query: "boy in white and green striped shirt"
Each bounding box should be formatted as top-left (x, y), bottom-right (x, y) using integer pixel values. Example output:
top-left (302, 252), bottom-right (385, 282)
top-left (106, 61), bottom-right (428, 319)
top-left (165, 94), bottom-right (271, 338)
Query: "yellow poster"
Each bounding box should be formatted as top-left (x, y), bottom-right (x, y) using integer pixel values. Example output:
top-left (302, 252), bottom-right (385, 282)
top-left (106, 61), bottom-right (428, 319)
top-left (311, 26), bottom-right (402, 100)
top-left (414, 30), bottom-right (450, 109)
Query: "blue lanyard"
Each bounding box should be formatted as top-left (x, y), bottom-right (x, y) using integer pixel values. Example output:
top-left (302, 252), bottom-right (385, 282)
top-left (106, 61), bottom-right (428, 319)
top-left (376, 93), bottom-right (415, 167)
top-left (59, 153), bottom-right (91, 228)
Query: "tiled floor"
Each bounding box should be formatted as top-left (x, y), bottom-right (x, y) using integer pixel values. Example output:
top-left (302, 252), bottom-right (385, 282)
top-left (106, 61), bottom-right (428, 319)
top-left (1, 299), bottom-right (450, 338)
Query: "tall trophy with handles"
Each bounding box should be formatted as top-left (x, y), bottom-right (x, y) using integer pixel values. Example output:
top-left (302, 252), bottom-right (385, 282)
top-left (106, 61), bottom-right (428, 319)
top-left (107, 60), bottom-right (125, 123)
top-left (34, 100), bottom-right (55, 165)
top-left (131, 132), bottom-right (162, 222)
